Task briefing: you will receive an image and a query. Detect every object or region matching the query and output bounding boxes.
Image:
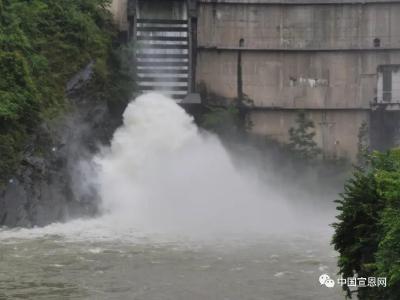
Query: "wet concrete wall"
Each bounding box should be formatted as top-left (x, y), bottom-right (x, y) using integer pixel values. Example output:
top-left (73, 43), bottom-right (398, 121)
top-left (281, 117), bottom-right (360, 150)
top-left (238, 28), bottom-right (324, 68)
top-left (110, 0), bottom-right (129, 31)
top-left (196, 1), bottom-right (400, 160)
top-left (197, 3), bottom-right (400, 49)
top-left (197, 51), bottom-right (400, 109)
top-left (249, 109), bottom-right (369, 160)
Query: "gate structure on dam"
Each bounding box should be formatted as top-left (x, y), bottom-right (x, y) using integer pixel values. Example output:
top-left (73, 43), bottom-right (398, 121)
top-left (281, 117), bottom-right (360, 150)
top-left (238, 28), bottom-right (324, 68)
top-left (120, 0), bottom-right (198, 102)
top-left (111, 0), bottom-right (400, 161)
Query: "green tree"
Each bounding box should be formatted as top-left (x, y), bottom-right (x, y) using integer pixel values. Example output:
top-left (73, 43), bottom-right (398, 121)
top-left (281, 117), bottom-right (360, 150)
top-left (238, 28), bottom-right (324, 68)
top-left (288, 111), bottom-right (321, 161)
top-left (374, 156), bottom-right (400, 299)
top-left (332, 149), bottom-right (400, 299)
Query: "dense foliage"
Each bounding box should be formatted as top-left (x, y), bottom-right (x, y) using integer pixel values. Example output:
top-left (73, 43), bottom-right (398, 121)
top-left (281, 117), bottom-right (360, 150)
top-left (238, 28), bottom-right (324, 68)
top-left (332, 149), bottom-right (400, 299)
top-left (201, 105), bottom-right (242, 135)
top-left (0, 0), bottom-right (124, 182)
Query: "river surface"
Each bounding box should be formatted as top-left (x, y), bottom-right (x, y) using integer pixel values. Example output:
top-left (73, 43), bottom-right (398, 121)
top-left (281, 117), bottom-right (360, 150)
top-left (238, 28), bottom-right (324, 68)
top-left (0, 94), bottom-right (345, 299)
top-left (0, 221), bottom-right (343, 300)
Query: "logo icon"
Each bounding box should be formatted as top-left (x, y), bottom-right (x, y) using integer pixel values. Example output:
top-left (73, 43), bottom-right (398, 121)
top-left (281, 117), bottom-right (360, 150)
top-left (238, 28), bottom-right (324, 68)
top-left (319, 274), bottom-right (335, 288)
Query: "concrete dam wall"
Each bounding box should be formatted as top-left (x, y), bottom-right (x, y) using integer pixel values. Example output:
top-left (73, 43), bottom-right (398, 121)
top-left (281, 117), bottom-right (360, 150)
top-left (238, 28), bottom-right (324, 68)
top-left (110, 0), bottom-right (400, 160)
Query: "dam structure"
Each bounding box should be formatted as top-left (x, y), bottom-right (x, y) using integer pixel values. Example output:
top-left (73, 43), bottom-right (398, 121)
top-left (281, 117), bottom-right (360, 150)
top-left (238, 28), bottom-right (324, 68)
top-left (111, 0), bottom-right (400, 160)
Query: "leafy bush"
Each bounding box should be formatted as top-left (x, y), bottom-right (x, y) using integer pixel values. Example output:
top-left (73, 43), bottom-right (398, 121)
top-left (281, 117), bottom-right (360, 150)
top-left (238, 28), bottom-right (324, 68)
top-left (333, 149), bottom-right (400, 299)
top-left (201, 105), bottom-right (241, 135)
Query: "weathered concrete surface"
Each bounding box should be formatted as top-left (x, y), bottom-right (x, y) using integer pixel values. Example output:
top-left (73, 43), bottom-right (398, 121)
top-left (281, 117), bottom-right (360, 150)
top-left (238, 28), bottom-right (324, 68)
top-left (249, 110), bottom-right (369, 160)
top-left (197, 51), bottom-right (400, 109)
top-left (197, 3), bottom-right (400, 49)
top-left (197, 51), bottom-right (238, 99)
top-left (195, 1), bottom-right (400, 159)
top-left (110, 0), bottom-right (129, 31)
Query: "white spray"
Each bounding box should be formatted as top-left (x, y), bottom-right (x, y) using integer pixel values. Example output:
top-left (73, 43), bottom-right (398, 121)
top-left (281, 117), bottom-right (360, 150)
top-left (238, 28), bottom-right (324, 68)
top-left (0, 92), bottom-right (334, 241)
top-left (94, 92), bottom-right (298, 237)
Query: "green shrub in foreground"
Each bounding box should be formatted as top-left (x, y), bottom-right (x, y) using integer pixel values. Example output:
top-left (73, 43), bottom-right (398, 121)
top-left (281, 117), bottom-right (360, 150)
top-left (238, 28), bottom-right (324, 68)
top-left (333, 149), bottom-right (400, 299)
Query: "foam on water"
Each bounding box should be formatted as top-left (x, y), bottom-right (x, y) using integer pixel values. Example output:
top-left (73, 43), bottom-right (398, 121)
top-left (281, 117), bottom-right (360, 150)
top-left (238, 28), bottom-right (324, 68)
top-left (0, 93), bottom-right (325, 241)
top-left (0, 93), bottom-right (341, 300)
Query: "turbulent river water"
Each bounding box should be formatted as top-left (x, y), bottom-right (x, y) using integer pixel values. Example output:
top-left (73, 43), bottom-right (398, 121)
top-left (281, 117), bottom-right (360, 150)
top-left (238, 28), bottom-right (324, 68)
top-left (0, 93), bottom-right (344, 299)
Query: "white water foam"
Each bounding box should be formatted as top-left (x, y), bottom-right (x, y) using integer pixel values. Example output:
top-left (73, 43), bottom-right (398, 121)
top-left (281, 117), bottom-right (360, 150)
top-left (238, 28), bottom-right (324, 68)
top-left (92, 93), bottom-right (299, 237)
top-left (0, 93), bottom-right (321, 242)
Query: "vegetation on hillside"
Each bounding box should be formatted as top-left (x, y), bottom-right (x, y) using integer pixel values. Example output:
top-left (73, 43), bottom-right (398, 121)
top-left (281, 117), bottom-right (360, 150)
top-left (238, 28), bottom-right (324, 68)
top-left (0, 0), bottom-right (134, 183)
top-left (333, 149), bottom-right (400, 299)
